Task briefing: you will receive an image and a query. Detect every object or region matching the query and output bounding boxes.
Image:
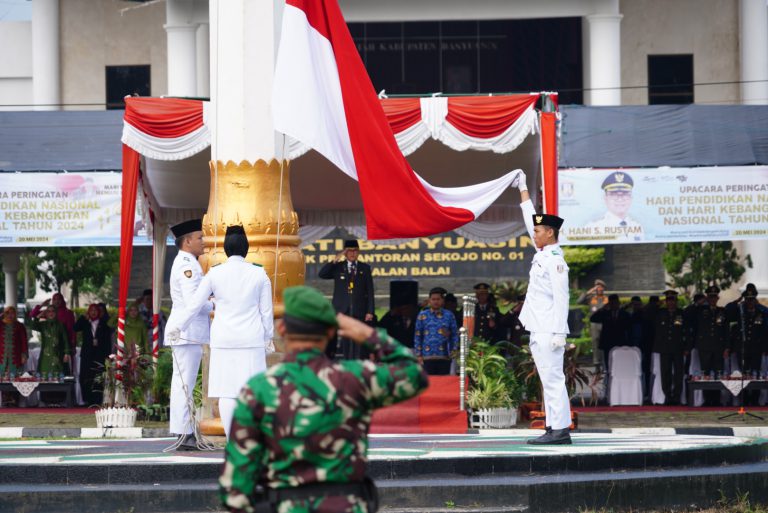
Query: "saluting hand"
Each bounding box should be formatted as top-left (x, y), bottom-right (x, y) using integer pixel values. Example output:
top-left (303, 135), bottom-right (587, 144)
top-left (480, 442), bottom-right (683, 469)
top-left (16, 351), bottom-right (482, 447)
top-left (337, 313), bottom-right (374, 344)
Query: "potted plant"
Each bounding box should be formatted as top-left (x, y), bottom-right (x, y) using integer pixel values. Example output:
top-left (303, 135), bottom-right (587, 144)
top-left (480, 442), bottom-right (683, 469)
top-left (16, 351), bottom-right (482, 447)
top-left (95, 347), bottom-right (154, 428)
top-left (508, 344), bottom-right (543, 421)
top-left (509, 342), bottom-right (603, 428)
top-left (466, 340), bottom-right (524, 428)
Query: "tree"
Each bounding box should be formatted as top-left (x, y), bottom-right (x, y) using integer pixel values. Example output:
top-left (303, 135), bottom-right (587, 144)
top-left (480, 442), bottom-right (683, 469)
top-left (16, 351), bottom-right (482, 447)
top-left (563, 246), bottom-right (605, 286)
top-left (30, 247), bottom-right (120, 307)
top-left (663, 242), bottom-right (751, 297)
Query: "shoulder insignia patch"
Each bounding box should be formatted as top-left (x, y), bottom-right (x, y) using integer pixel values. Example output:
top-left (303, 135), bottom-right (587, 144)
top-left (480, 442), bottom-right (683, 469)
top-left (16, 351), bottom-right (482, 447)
top-left (551, 250), bottom-right (561, 255)
top-left (182, 256), bottom-right (190, 262)
top-left (252, 263), bottom-right (263, 267)
top-left (184, 270), bottom-right (193, 278)
top-left (211, 263), bottom-right (222, 268)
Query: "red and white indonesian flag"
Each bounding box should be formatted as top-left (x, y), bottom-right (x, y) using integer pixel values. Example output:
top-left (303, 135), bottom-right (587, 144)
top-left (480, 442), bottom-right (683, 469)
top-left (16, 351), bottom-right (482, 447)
top-left (273, 0), bottom-right (520, 240)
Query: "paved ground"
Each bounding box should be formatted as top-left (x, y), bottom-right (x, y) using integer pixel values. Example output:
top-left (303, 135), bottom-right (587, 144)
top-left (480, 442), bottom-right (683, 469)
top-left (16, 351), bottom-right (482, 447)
top-left (2, 407), bottom-right (768, 430)
top-left (0, 431), bottom-right (762, 465)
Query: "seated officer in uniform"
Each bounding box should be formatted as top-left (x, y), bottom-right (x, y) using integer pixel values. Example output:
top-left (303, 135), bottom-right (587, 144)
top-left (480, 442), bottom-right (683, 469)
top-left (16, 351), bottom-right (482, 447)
top-left (219, 286), bottom-right (428, 513)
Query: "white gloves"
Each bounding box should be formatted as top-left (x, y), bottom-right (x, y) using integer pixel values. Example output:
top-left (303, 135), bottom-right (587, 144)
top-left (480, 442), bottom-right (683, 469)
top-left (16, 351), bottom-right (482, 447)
top-left (511, 169), bottom-right (528, 192)
top-left (551, 334), bottom-right (566, 350)
top-left (266, 338), bottom-right (276, 355)
top-left (167, 328), bottom-right (180, 344)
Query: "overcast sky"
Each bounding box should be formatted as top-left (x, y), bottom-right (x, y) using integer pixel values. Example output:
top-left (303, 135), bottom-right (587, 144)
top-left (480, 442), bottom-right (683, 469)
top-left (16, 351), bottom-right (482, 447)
top-left (0, 0), bottom-right (31, 21)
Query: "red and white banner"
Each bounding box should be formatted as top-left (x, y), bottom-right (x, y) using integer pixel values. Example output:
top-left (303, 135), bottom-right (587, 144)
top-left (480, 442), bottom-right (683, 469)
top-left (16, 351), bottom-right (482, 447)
top-left (272, 0), bottom-right (527, 240)
top-left (287, 95), bottom-right (540, 159)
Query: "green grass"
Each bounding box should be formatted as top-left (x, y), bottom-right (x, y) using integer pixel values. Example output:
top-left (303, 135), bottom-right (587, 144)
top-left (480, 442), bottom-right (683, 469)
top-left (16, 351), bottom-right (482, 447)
top-left (0, 412), bottom-right (166, 429)
top-left (578, 490), bottom-right (768, 513)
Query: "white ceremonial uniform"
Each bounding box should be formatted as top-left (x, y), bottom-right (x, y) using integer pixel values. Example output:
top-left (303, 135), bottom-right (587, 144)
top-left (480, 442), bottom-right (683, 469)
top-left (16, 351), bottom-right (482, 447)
top-left (167, 250), bottom-right (212, 435)
top-left (518, 199), bottom-right (572, 430)
top-left (166, 255), bottom-right (273, 399)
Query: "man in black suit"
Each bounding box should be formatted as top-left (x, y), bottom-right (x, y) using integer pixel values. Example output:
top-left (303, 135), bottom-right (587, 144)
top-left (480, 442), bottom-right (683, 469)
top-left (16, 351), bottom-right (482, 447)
top-left (318, 239), bottom-right (375, 359)
top-left (590, 294), bottom-right (631, 376)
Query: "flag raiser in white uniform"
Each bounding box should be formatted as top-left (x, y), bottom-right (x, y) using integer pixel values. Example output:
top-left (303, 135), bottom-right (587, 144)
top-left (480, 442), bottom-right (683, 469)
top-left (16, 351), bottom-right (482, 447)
top-left (518, 200), bottom-right (571, 336)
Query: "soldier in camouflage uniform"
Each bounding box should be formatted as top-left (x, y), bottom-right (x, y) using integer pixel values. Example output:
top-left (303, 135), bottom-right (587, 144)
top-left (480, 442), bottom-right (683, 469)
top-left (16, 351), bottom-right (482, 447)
top-left (220, 285), bottom-right (429, 513)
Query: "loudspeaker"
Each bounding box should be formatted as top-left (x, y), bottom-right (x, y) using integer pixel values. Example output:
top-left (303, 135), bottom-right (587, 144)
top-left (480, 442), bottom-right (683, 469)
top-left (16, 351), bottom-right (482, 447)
top-left (390, 280), bottom-right (418, 309)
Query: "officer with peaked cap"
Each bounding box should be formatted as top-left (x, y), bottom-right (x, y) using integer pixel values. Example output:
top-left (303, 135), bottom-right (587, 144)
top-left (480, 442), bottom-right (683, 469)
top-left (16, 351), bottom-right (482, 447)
top-left (219, 286), bottom-right (428, 513)
top-left (512, 169), bottom-right (572, 445)
top-left (167, 224), bottom-right (273, 440)
top-left (582, 170), bottom-right (644, 242)
top-left (319, 239), bottom-right (375, 360)
top-left (730, 286), bottom-right (767, 402)
top-left (650, 290), bottom-right (688, 405)
top-left (166, 218), bottom-right (211, 450)
top-left (690, 285), bottom-right (728, 405)
top-left (473, 282), bottom-right (499, 341)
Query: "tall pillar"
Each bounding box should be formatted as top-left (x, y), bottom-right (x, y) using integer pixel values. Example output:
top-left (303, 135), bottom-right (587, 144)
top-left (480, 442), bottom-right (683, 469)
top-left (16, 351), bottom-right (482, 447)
top-left (739, 0), bottom-right (768, 295)
top-left (582, 14), bottom-right (623, 106)
top-left (739, 0), bottom-right (768, 105)
top-left (196, 23), bottom-right (210, 98)
top-left (32, 0), bottom-right (60, 110)
top-left (165, 0), bottom-right (198, 97)
top-left (198, 0), bottom-right (305, 435)
top-left (2, 251), bottom-right (21, 308)
top-left (204, 0), bottom-right (304, 310)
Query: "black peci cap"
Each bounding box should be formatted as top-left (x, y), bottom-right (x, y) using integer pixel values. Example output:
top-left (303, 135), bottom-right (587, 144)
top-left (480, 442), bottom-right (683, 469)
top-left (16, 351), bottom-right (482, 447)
top-left (532, 213), bottom-right (564, 230)
top-left (171, 219), bottom-right (202, 238)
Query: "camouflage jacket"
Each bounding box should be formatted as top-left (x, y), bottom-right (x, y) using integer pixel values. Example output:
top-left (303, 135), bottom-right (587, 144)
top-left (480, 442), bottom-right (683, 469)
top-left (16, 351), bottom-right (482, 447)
top-left (219, 328), bottom-right (429, 513)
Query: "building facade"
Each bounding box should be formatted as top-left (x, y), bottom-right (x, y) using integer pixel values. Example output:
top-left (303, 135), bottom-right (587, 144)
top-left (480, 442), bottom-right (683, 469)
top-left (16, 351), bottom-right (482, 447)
top-left (1, 0), bottom-right (767, 301)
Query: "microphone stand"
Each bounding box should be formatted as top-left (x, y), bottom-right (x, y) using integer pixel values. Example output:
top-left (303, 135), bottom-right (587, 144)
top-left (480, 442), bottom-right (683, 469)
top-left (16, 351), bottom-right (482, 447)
top-left (719, 302), bottom-right (763, 421)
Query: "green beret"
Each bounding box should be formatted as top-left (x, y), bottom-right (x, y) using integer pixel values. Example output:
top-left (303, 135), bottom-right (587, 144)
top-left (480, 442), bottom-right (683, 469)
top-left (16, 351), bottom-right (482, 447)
top-left (283, 286), bottom-right (338, 327)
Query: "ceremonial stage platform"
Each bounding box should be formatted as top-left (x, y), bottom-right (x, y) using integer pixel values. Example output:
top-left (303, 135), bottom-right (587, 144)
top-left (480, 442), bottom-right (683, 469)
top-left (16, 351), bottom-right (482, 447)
top-left (1, 429), bottom-right (767, 513)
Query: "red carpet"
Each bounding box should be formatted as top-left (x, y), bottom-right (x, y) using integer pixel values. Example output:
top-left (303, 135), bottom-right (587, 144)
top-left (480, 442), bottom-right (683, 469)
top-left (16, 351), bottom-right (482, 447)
top-left (371, 376), bottom-right (468, 434)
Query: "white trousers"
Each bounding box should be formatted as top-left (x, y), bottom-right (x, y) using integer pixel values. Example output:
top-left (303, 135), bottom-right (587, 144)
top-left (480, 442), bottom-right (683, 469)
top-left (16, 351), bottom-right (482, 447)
top-left (219, 397), bottom-right (238, 440)
top-left (530, 332), bottom-right (571, 430)
top-left (169, 344), bottom-right (203, 435)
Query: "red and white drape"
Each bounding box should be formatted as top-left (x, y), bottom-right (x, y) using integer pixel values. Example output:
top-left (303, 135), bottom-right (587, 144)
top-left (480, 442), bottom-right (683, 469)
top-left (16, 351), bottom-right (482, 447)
top-left (119, 97), bottom-right (210, 369)
top-left (286, 94), bottom-right (540, 159)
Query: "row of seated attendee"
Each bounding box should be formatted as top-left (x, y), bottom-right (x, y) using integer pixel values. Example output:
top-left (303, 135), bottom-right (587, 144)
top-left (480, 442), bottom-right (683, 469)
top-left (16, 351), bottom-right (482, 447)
top-left (591, 283), bottom-right (767, 406)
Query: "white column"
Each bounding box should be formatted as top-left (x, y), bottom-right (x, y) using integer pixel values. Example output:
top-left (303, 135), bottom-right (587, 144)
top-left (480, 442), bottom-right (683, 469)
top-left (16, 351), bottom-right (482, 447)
top-left (739, 0), bottom-right (768, 104)
top-left (739, 0), bottom-right (768, 294)
top-left (32, 0), bottom-right (60, 111)
top-left (210, 0), bottom-right (282, 162)
top-left (196, 23), bottom-right (210, 98)
top-left (2, 251), bottom-right (21, 308)
top-left (583, 14), bottom-right (623, 106)
top-left (165, 0), bottom-right (199, 97)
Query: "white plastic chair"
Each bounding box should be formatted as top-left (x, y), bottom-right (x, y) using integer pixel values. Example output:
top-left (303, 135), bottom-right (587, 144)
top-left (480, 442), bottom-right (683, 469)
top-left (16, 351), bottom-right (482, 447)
top-left (687, 348), bottom-right (704, 407)
top-left (609, 346), bottom-right (643, 406)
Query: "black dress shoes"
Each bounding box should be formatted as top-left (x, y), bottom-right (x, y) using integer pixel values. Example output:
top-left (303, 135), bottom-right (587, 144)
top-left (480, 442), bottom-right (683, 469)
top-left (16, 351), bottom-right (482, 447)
top-left (176, 433), bottom-right (200, 451)
top-left (527, 427), bottom-right (572, 445)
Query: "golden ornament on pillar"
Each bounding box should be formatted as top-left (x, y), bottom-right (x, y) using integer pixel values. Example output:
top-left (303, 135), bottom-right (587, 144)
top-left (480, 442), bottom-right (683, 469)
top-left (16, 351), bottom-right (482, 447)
top-left (199, 159), bottom-right (306, 317)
